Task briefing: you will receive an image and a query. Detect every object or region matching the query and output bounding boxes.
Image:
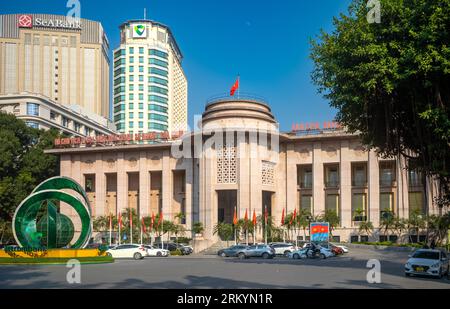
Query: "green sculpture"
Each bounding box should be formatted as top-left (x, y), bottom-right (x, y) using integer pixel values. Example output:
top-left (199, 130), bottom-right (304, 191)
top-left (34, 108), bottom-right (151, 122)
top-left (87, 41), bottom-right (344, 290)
top-left (12, 177), bottom-right (92, 249)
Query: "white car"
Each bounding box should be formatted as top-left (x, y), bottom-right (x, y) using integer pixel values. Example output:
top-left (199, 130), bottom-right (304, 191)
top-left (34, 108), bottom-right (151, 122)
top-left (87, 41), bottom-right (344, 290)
top-left (106, 244), bottom-right (147, 260)
top-left (289, 246), bottom-right (334, 259)
top-left (269, 242), bottom-right (296, 256)
top-left (144, 245), bottom-right (169, 257)
top-left (405, 249), bottom-right (449, 278)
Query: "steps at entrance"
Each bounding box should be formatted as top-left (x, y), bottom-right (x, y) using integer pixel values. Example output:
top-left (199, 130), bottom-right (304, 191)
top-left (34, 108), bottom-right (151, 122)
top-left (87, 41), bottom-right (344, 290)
top-left (199, 240), bottom-right (232, 255)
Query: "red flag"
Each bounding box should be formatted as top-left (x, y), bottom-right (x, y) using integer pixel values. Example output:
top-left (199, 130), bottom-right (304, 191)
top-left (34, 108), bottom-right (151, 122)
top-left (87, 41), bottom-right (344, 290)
top-left (158, 211), bottom-right (163, 226)
top-left (281, 208), bottom-right (285, 226)
top-left (118, 213), bottom-right (122, 229)
top-left (252, 209), bottom-right (257, 226)
top-left (230, 76), bottom-right (239, 96)
top-left (141, 217), bottom-right (146, 233)
top-left (264, 206), bottom-right (268, 225)
top-left (233, 207), bottom-right (238, 225)
top-left (150, 212), bottom-right (155, 231)
top-left (244, 208), bottom-right (248, 222)
top-left (289, 209), bottom-right (297, 225)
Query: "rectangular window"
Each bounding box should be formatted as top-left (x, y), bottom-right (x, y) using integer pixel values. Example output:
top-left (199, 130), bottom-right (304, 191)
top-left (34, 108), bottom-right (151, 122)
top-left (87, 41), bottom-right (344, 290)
top-left (26, 103), bottom-right (39, 116)
top-left (139, 112), bottom-right (143, 119)
top-left (139, 93), bottom-right (144, 100)
top-left (352, 163), bottom-right (367, 187)
top-left (139, 84), bottom-right (144, 91)
top-left (408, 170), bottom-right (423, 187)
top-left (129, 121), bottom-right (134, 128)
top-left (149, 104), bottom-right (167, 113)
top-left (148, 95), bottom-right (168, 104)
top-left (300, 195), bottom-right (313, 215)
top-left (149, 49), bottom-right (168, 59)
top-left (139, 56), bottom-right (144, 63)
top-left (325, 165), bottom-right (339, 187)
top-left (129, 56), bottom-right (134, 63)
top-left (129, 66), bottom-right (134, 73)
top-left (139, 47), bottom-right (144, 54)
top-left (129, 93), bottom-right (134, 100)
top-left (149, 58), bottom-right (168, 67)
top-left (139, 66), bottom-right (144, 73)
top-left (129, 84), bottom-right (134, 91)
top-left (139, 75), bottom-right (144, 82)
top-left (352, 193), bottom-right (367, 221)
top-left (139, 103), bottom-right (144, 110)
top-left (129, 75), bottom-right (134, 82)
top-left (129, 47), bottom-right (134, 54)
top-left (380, 192), bottom-right (394, 220)
top-left (129, 103), bottom-right (134, 109)
top-left (139, 121), bottom-right (143, 128)
top-left (325, 194), bottom-right (339, 214)
top-left (409, 192), bottom-right (424, 216)
top-left (129, 112), bottom-right (134, 119)
top-left (298, 165), bottom-right (312, 189)
top-left (149, 85), bottom-right (168, 95)
top-left (380, 161), bottom-right (396, 186)
top-left (149, 76), bottom-right (168, 86)
top-left (149, 67), bottom-right (168, 77)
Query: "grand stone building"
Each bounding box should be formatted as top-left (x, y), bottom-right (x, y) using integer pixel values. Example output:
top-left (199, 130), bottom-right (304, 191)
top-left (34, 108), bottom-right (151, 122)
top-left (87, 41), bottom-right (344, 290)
top-left (46, 96), bottom-right (442, 250)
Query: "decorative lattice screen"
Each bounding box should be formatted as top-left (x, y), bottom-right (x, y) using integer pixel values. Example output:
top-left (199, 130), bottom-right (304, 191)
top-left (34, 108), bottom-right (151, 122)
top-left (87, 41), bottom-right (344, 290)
top-left (217, 145), bottom-right (237, 184)
top-left (262, 161), bottom-right (275, 185)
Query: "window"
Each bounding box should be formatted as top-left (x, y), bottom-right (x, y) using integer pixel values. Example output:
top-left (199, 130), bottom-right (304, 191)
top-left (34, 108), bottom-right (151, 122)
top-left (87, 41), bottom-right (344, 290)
top-left (114, 58), bottom-right (125, 67)
top-left (114, 49), bottom-right (125, 58)
top-left (139, 56), bottom-right (144, 63)
top-left (139, 66), bottom-right (144, 73)
top-left (325, 165), bottom-right (339, 187)
top-left (129, 122), bottom-right (134, 128)
top-left (149, 123), bottom-right (168, 131)
top-left (149, 58), bottom-right (168, 67)
top-left (129, 84), bottom-right (134, 91)
top-left (298, 165), bottom-right (312, 189)
top-left (129, 75), bottom-right (134, 82)
top-left (139, 47), bottom-right (144, 54)
top-left (50, 111), bottom-right (57, 120)
top-left (325, 194), bottom-right (339, 214)
top-left (129, 56), bottom-right (134, 63)
top-left (299, 195), bottom-right (313, 215)
top-left (149, 104), bottom-right (167, 113)
top-left (85, 175), bottom-right (95, 192)
top-left (139, 121), bottom-right (143, 129)
top-left (149, 86), bottom-right (168, 95)
top-left (149, 76), bottom-right (168, 86)
top-left (380, 161), bottom-right (396, 186)
top-left (380, 192), bottom-right (394, 220)
top-left (139, 75), bottom-right (144, 82)
top-left (61, 116), bottom-right (69, 127)
top-left (26, 103), bottom-right (39, 116)
top-left (114, 104), bottom-right (125, 113)
top-left (129, 47), bottom-right (134, 54)
top-left (139, 93), bottom-right (144, 100)
top-left (129, 103), bottom-right (134, 109)
top-left (129, 93), bottom-right (134, 100)
top-left (138, 84), bottom-right (144, 91)
top-left (74, 122), bottom-right (81, 132)
top-left (148, 95), bottom-right (168, 104)
top-left (84, 127), bottom-right (90, 136)
top-left (409, 192), bottom-right (424, 216)
top-left (149, 113), bottom-right (168, 122)
top-left (26, 121), bottom-right (39, 129)
top-left (129, 112), bottom-right (134, 119)
top-left (139, 103), bottom-right (144, 110)
top-left (149, 49), bottom-right (168, 59)
top-left (149, 67), bottom-right (168, 77)
top-left (139, 112), bottom-right (143, 119)
top-left (352, 163), bottom-right (367, 187)
top-left (408, 169), bottom-right (423, 187)
top-left (352, 193), bottom-right (367, 221)
top-left (114, 113), bottom-right (125, 122)
top-left (129, 66), bottom-right (134, 73)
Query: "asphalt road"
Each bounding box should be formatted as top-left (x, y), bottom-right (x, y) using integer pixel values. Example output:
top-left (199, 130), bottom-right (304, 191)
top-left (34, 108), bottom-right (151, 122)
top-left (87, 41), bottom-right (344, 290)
top-left (0, 248), bottom-right (449, 289)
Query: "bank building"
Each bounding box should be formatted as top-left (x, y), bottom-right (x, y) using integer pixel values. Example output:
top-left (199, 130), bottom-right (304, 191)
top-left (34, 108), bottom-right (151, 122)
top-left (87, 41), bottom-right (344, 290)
top-left (46, 95), bottom-right (442, 251)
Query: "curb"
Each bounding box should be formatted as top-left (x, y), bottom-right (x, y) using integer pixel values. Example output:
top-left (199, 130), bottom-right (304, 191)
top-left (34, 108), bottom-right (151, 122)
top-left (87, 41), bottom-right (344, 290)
top-left (339, 243), bottom-right (418, 252)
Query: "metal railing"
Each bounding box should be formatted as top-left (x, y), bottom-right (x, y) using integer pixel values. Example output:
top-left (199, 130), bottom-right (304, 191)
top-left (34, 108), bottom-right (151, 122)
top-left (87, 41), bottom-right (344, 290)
top-left (206, 92), bottom-right (268, 106)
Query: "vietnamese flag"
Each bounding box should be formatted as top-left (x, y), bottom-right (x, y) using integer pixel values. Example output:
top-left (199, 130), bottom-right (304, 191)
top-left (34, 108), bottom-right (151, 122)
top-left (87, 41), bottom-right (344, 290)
top-left (158, 211), bottom-right (163, 226)
top-left (289, 208), bottom-right (297, 225)
top-left (230, 76), bottom-right (239, 96)
top-left (281, 208), bottom-right (285, 226)
top-left (118, 213), bottom-right (122, 229)
top-left (252, 209), bottom-right (257, 226)
top-left (233, 207), bottom-right (238, 225)
top-left (150, 212), bottom-right (155, 231)
top-left (141, 217), bottom-right (146, 233)
top-left (244, 208), bottom-right (248, 223)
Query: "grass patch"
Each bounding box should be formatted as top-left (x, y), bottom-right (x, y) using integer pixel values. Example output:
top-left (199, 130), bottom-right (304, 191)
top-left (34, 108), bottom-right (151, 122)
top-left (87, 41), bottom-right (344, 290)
top-left (0, 256), bottom-right (114, 265)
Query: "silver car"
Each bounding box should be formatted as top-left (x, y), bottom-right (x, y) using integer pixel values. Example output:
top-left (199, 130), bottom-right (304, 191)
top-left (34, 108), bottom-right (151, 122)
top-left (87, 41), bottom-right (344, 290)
top-left (236, 244), bottom-right (276, 259)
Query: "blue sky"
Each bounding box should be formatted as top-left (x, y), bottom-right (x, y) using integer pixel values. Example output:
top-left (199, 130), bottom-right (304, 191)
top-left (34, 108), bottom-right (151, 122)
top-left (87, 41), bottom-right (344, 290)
top-left (0, 0), bottom-right (352, 131)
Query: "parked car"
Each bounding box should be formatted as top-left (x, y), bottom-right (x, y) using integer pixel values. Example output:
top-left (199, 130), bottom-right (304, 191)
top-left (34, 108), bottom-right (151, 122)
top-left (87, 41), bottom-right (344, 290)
top-left (289, 245), bottom-right (334, 259)
top-left (318, 242), bottom-right (344, 255)
top-left (180, 244), bottom-right (194, 254)
top-left (405, 249), bottom-right (449, 278)
top-left (236, 244), bottom-right (276, 259)
top-left (143, 245), bottom-right (169, 257)
top-left (217, 245), bottom-right (249, 257)
top-left (331, 243), bottom-right (349, 253)
top-left (154, 242), bottom-right (190, 255)
top-left (269, 242), bottom-right (296, 256)
top-left (106, 244), bottom-right (147, 260)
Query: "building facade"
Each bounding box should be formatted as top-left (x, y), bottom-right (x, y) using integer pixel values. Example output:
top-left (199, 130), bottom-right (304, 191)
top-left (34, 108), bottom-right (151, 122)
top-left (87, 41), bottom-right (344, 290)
top-left (46, 97), bottom-right (442, 250)
top-left (0, 14), bottom-right (110, 118)
top-left (0, 93), bottom-right (116, 136)
top-left (113, 19), bottom-right (187, 135)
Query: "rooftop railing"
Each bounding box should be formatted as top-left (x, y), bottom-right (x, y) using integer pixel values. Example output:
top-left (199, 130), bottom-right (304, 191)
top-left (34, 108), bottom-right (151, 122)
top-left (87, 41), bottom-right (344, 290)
top-left (206, 92), bottom-right (268, 106)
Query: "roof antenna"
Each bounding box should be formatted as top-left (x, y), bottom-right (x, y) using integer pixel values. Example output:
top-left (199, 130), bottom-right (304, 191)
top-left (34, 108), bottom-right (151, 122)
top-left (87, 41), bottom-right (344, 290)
top-left (144, 8), bottom-right (147, 20)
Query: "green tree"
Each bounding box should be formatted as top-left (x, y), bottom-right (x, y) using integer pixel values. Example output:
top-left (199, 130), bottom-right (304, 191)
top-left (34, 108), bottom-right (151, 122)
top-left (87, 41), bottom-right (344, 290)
top-left (408, 209), bottom-right (426, 243)
top-left (320, 209), bottom-right (340, 237)
top-left (358, 221), bottom-right (374, 239)
top-left (0, 112), bottom-right (60, 243)
top-left (311, 0), bottom-right (450, 207)
top-left (380, 210), bottom-right (395, 240)
top-left (213, 222), bottom-right (234, 246)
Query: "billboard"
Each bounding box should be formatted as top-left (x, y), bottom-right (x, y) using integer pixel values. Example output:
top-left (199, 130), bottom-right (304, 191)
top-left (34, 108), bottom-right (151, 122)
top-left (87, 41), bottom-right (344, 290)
top-left (310, 222), bottom-right (330, 242)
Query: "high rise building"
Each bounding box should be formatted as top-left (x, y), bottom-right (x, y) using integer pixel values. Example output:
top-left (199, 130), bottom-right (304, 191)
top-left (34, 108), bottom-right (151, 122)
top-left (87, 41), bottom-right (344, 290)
top-left (0, 14), bottom-right (110, 118)
top-left (113, 19), bottom-right (187, 134)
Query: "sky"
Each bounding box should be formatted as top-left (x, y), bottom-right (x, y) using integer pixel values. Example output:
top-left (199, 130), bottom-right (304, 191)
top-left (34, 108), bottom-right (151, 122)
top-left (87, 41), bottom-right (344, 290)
top-left (0, 0), bottom-right (353, 132)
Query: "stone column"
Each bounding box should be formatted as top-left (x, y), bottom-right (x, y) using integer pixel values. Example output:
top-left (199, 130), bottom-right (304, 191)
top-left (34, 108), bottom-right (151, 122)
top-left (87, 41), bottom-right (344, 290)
top-left (95, 153), bottom-right (105, 217)
top-left (162, 150), bottom-right (172, 219)
top-left (238, 139), bottom-right (250, 214)
top-left (139, 151), bottom-right (149, 218)
top-left (368, 150), bottom-right (380, 227)
top-left (286, 143), bottom-right (297, 213)
top-left (312, 142), bottom-right (324, 217)
top-left (340, 140), bottom-right (352, 229)
top-left (185, 158), bottom-right (194, 232)
top-left (116, 152), bottom-right (128, 216)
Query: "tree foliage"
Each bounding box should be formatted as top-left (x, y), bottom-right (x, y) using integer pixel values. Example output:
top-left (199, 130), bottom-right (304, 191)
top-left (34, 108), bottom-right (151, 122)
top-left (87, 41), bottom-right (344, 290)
top-left (311, 0), bottom-right (450, 206)
top-left (0, 112), bottom-right (60, 227)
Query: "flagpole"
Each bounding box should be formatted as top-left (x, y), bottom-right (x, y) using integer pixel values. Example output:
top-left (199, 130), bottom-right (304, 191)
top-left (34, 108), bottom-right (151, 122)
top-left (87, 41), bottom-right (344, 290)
top-left (130, 210), bottom-right (133, 244)
top-left (161, 211), bottom-right (164, 248)
top-left (109, 214), bottom-right (112, 246)
top-left (264, 205), bottom-right (268, 245)
top-left (140, 217), bottom-right (143, 245)
top-left (118, 215), bottom-right (121, 246)
top-left (237, 75), bottom-right (240, 99)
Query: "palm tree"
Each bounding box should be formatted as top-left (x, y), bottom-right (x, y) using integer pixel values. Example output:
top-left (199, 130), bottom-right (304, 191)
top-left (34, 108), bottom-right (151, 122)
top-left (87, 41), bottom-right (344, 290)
top-left (320, 209), bottom-right (340, 237)
top-left (408, 209), bottom-right (425, 243)
top-left (380, 210), bottom-right (395, 241)
top-left (213, 222), bottom-right (234, 246)
top-left (358, 221), bottom-right (374, 240)
top-left (297, 210), bottom-right (310, 242)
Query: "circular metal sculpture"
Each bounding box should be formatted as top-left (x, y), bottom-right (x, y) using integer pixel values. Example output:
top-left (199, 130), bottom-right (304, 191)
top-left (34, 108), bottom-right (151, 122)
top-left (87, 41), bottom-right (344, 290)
top-left (12, 177), bottom-right (92, 249)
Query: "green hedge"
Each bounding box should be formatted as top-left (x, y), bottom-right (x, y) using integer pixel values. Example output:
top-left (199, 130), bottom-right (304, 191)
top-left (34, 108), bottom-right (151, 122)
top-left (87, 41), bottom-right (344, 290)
top-left (0, 256), bottom-right (114, 265)
top-left (354, 241), bottom-right (424, 248)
